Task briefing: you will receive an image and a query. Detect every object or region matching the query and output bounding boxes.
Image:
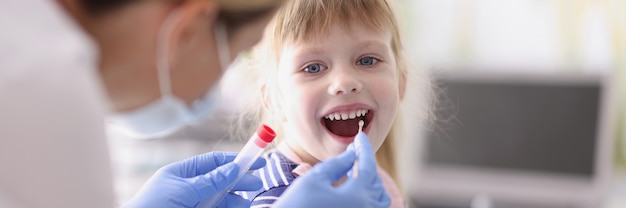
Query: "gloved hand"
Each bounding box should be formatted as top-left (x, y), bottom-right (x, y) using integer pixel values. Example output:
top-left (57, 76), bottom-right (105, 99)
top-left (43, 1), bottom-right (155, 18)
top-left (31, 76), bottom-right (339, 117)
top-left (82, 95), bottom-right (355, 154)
top-left (273, 132), bottom-right (391, 208)
top-left (123, 151), bottom-right (266, 208)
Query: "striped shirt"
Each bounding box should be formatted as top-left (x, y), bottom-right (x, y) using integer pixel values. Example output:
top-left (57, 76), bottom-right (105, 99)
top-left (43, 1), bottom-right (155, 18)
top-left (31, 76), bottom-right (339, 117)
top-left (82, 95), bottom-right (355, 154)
top-left (236, 150), bottom-right (299, 207)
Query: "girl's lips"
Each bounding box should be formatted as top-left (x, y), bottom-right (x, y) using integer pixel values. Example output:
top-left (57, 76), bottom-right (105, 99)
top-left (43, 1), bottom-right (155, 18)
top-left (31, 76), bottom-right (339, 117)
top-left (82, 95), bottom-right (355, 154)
top-left (328, 133), bottom-right (355, 145)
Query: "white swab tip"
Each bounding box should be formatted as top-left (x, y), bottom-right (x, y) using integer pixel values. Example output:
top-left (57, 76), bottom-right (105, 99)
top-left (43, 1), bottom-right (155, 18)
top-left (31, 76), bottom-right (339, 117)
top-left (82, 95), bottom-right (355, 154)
top-left (358, 120), bottom-right (364, 132)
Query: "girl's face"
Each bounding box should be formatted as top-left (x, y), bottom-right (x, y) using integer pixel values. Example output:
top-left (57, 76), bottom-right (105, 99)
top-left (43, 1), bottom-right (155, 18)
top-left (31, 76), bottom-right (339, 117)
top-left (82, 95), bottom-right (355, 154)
top-left (271, 23), bottom-right (402, 163)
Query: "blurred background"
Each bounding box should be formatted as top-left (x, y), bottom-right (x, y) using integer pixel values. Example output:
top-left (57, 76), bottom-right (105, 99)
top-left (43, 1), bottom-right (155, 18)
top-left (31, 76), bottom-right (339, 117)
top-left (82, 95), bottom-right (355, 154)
top-left (108, 0), bottom-right (626, 207)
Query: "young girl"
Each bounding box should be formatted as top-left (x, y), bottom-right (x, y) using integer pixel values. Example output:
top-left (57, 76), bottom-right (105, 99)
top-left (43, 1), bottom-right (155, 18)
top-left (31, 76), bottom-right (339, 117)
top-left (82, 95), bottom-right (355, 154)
top-left (228, 0), bottom-right (431, 207)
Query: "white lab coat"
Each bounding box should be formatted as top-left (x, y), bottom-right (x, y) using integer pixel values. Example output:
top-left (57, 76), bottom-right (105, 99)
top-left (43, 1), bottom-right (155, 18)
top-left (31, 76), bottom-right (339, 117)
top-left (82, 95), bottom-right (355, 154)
top-left (0, 0), bottom-right (115, 207)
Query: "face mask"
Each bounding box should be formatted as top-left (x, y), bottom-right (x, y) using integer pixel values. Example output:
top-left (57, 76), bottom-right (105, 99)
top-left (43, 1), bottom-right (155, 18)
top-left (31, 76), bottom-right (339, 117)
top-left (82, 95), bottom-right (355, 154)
top-left (107, 11), bottom-right (231, 139)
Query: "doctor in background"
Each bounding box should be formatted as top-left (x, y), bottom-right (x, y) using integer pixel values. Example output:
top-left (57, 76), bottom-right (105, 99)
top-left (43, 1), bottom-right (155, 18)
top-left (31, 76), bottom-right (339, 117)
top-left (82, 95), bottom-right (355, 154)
top-left (0, 0), bottom-right (391, 208)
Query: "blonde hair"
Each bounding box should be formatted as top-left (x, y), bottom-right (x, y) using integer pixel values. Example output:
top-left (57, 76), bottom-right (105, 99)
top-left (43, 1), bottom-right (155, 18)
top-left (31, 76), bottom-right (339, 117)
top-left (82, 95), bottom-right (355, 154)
top-left (227, 0), bottom-right (431, 187)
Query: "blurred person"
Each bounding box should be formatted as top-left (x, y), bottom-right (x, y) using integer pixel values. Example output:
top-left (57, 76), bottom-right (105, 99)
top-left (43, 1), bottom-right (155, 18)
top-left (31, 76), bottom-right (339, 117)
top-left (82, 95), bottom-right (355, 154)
top-left (0, 0), bottom-right (394, 208)
top-left (92, 0), bottom-right (278, 139)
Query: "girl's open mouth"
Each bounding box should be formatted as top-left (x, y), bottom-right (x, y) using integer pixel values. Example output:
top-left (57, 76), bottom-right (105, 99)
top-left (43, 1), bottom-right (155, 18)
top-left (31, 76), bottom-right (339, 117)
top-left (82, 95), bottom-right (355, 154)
top-left (321, 109), bottom-right (373, 137)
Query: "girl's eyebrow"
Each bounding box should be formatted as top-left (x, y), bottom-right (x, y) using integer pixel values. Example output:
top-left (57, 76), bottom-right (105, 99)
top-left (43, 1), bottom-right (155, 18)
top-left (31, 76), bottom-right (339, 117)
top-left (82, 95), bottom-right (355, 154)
top-left (357, 40), bottom-right (389, 52)
top-left (292, 48), bottom-right (326, 61)
top-left (289, 40), bottom-right (389, 62)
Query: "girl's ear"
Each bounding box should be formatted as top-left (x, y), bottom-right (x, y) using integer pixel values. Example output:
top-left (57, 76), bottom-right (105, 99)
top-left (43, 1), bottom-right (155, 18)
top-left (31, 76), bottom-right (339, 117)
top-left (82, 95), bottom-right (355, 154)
top-left (261, 85), bottom-right (286, 122)
top-left (261, 85), bottom-right (272, 111)
top-left (399, 68), bottom-right (407, 100)
top-left (168, 0), bottom-right (219, 53)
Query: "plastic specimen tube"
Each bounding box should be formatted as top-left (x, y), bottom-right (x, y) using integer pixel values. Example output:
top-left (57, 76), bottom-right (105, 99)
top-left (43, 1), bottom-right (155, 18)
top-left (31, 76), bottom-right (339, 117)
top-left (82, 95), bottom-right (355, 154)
top-left (197, 124), bottom-right (276, 208)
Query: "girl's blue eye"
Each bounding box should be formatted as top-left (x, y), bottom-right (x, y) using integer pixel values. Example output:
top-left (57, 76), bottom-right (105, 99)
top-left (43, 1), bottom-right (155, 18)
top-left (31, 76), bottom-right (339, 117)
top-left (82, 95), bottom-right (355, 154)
top-left (304, 63), bottom-right (326, 73)
top-left (357, 57), bottom-right (378, 66)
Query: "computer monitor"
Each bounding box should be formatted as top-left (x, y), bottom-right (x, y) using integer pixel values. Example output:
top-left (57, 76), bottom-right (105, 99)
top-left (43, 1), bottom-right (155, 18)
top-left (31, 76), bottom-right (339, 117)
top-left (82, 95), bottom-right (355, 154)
top-left (409, 70), bottom-right (615, 208)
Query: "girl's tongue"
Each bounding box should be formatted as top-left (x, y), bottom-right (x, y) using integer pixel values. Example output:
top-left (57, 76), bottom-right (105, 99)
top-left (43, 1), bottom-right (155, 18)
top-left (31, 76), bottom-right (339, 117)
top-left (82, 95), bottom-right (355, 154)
top-left (324, 118), bottom-right (362, 137)
top-left (322, 109), bottom-right (372, 137)
top-left (325, 118), bottom-right (360, 137)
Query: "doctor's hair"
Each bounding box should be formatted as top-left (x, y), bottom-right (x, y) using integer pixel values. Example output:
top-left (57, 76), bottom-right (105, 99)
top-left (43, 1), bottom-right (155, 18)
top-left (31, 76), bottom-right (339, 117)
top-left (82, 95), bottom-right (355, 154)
top-left (79, 0), bottom-right (132, 14)
top-left (228, 0), bottom-right (434, 192)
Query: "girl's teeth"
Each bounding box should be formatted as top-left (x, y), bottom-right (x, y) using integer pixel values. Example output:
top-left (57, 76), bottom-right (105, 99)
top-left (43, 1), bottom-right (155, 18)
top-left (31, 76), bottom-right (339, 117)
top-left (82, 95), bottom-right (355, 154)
top-left (325, 109), bottom-right (369, 121)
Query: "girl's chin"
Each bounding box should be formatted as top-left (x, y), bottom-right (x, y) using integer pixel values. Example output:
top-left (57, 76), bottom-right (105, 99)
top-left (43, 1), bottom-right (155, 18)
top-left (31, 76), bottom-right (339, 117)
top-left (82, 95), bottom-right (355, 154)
top-left (324, 143), bottom-right (351, 157)
top-left (330, 134), bottom-right (355, 145)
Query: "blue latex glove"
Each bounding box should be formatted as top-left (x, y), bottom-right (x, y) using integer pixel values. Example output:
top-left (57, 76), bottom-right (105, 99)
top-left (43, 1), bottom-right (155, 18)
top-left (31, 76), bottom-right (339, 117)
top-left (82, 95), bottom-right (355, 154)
top-left (123, 152), bottom-right (266, 208)
top-left (273, 132), bottom-right (391, 208)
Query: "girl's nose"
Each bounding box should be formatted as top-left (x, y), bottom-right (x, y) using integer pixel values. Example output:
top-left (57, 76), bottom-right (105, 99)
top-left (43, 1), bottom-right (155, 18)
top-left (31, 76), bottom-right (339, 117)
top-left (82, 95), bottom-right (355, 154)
top-left (327, 67), bottom-right (363, 96)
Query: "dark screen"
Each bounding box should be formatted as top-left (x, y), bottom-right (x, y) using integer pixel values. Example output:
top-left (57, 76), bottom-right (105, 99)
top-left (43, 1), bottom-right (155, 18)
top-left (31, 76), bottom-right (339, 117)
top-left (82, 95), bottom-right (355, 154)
top-left (425, 79), bottom-right (601, 177)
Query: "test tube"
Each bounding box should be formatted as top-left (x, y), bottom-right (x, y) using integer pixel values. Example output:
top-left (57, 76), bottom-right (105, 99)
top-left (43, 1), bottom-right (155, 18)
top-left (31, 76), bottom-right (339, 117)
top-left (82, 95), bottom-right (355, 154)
top-left (197, 124), bottom-right (276, 208)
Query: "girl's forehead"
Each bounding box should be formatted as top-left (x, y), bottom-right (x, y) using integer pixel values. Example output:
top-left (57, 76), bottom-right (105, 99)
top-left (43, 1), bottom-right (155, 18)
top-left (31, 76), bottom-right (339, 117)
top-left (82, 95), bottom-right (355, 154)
top-left (320, 21), bottom-right (387, 38)
top-left (274, 0), bottom-right (397, 43)
top-left (285, 23), bottom-right (392, 47)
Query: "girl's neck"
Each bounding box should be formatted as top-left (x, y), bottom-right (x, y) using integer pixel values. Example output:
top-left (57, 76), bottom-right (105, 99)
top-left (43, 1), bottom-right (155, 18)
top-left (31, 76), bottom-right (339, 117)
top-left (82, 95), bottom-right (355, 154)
top-left (276, 141), bottom-right (320, 166)
top-left (277, 141), bottom-right (348, 186)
